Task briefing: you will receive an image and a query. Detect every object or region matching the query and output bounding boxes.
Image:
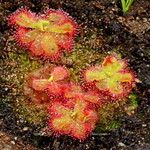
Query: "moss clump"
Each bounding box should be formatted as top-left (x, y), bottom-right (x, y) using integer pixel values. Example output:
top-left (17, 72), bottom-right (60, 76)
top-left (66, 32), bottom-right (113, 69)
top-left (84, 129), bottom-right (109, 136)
top-left (15, 99), bottom-right (47, 125)
top-left (124, 93), bottom-right (138, 115)
top-left (2, 51), bottom-right (48, 125)
top-left (7, 52), bottom-right (41, 88)
top-left (95, 120), bottom-right (121, 132)
top-left (95, 100), bottom-right (126, 132)
top-left (95, 93), bottom-right (138, 132)
top-left (61, 44), bottom-right (103, 82)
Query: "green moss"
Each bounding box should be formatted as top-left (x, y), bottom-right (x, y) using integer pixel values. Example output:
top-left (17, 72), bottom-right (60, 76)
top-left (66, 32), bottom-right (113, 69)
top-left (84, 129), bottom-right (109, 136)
top-left (128, 93), bottom-right (138, 107)
top-left (95, 120), bottom-right (121, 132)
top-left (95, 93), bottom-right (138, 132)
top-left (61, 44), bottom-right (103, 82)
top-left (2, 51), bottom-right (48, 126)
top-left (8, 52), bottom-right (41, 88)
top-left (96, 100), bottom-right (126, 132)
top-left (15, 99), bottom-right (47, 125)
top-left (124, 93), bottom-right (138, 115)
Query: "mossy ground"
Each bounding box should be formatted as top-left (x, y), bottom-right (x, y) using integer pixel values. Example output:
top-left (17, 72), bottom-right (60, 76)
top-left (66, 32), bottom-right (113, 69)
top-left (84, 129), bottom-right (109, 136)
top-left (96, 94), bottom-right (138, 132)
top-left (1, 46), bottom-right (46, 125)
top-left (0, 36), bottom-right (138, 131)
top-left (0, 35), bottom-right (103, 126)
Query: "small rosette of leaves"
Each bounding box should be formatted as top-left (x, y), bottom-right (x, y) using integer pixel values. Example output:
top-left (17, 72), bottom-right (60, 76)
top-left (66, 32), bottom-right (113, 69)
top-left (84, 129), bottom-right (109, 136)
top-left (84, 54), bottom-right (135, 99)
top-left (24, 65), bottom-right (69, 104)
top-left (8, 8), bottom-right (78, 60)
top-left (49, 98), bottom-right (98, 140)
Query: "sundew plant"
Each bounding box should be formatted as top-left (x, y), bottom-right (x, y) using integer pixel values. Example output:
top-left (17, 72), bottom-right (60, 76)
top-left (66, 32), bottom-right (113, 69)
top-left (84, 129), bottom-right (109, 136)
top-left (8, 7), bottom-right (136, 140)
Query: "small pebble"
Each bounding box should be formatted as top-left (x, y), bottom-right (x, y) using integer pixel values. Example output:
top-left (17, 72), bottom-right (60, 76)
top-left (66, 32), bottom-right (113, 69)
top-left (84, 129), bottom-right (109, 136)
top-left (118, 142), bottom-right (126, 147)
top-left (23, 127), bottom-right (29, 131)
top-left (10, 141), bottom-right (15, 145)
top-left (4, 87), bottom-right (8, 91)
top-left (142, 124), bottom-right (147, 127)
top-left (85, 144), bottom-right (89, 149)
top-left (14, 137), bottom-right (18, 140)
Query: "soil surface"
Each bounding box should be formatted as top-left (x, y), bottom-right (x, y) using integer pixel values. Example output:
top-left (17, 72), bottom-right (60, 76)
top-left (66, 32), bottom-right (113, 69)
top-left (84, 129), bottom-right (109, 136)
top-left (0, 0), bottom-right (150, 150)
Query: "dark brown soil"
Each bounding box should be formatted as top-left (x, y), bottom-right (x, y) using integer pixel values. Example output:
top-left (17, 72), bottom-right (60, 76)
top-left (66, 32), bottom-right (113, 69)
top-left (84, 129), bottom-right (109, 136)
top-left (0, 0), bottom-right (150, 150)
